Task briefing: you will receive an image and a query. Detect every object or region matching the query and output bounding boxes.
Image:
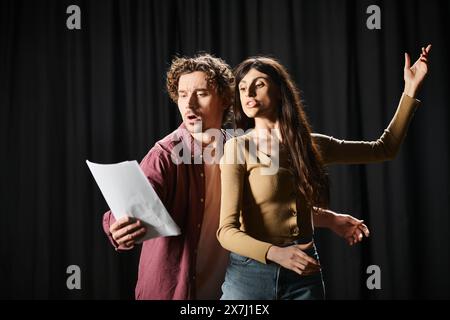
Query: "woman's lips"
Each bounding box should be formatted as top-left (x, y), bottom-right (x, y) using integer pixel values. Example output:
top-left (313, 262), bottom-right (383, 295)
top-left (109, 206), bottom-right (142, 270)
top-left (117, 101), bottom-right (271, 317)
top-left (246, 100), bottom-right (258, 108)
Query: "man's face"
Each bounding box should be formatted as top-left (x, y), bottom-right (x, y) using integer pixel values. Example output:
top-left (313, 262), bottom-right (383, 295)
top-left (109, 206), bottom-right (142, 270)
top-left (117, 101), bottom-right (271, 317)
top-left (177, 71), bottom-right (225, 134)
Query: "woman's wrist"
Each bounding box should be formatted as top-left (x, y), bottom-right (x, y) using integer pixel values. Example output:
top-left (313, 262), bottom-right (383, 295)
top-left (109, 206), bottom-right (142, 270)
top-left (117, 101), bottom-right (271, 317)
top-left (403, 82), bottom-right (418, 99)
top-left (266, 245), bottom-right (279, 263)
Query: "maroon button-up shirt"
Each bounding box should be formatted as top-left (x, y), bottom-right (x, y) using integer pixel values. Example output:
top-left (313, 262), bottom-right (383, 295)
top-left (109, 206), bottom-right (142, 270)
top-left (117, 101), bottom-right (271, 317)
top-left (102, 123), bottom-right (227, 299)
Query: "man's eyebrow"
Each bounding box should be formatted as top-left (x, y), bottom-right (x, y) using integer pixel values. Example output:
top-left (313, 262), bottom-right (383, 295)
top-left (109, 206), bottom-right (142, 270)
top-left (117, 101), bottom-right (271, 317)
top-left (178, 87), bottom-right (209, 92)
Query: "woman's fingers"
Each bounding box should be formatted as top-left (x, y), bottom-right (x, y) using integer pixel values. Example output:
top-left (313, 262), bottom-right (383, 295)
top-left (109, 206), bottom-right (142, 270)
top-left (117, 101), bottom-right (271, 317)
top-left (419, 44), bottom-right (431, 63)
top-left (404, 52), bottom-right (411, 70)
top-left (295, 248), bottom-right (320, 266)
top-left (292, 261), bottom-right (320, 276)
top-left (292, 266), bottom-right (305, 276)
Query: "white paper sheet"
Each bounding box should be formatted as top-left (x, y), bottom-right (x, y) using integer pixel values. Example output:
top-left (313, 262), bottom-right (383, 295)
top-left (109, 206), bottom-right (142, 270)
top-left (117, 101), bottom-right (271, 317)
top-left (86, 160), bottom-right (181, 242)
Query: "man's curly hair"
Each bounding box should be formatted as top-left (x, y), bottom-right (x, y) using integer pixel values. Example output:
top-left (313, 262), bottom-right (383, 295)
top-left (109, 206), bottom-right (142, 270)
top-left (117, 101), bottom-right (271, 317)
top-left (166, 53), bottom-right (235, 125)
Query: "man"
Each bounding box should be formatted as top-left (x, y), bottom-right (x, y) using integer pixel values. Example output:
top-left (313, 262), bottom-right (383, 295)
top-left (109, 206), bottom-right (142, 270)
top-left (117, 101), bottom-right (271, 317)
top-left (102, 53), bottom-right (368, 300)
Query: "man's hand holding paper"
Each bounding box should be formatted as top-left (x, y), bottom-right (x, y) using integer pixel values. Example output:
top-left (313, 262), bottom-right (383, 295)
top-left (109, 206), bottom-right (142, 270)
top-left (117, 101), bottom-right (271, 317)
top-left (86, 160), bottom-right (181, 248)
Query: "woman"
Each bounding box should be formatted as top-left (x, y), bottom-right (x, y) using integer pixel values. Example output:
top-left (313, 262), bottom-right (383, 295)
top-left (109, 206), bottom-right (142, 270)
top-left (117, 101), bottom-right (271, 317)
top-left (217, 45), bottom-right (431, 299)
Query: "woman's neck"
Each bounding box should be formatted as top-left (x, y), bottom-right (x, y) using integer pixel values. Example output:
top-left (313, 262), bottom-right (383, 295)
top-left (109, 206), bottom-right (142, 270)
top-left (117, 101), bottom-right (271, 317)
top-left (254, 117), bottom-right (282, 141)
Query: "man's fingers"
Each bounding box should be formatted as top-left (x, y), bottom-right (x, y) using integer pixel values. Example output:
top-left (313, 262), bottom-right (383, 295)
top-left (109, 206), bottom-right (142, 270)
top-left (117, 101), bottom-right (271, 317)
top-left (110, 216), bottom-right (134, 233)
top-left (352, 229), bottom-right (362, 242)
top-left (359, 224), bottom-right (370, 237)
top-left (352, 231), bottom-right (359, 243)
top-left (117, 226), bottom-right (146, 245)
top-left (124, 240), bottom-right (135, 248)
top-left (425, 44), bottom-right (432, 53)
top-left (130, 227), bottom-right (147, 241)
top-left (112, 220), bottom-right (142, 241)
top-left (112, 221), bottom-right (139, 241)
top-left (116, 233), bottom-right (132, 246)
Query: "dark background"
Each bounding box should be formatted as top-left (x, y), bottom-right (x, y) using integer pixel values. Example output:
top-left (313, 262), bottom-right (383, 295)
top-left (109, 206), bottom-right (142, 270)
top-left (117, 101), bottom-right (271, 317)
top-left (0, 0), bottom-right (448, 299)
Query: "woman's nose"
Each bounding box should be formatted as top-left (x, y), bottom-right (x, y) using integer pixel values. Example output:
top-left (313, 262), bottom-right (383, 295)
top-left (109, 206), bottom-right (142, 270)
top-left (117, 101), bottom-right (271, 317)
top-left (247, 86), bottom-right (256, 97)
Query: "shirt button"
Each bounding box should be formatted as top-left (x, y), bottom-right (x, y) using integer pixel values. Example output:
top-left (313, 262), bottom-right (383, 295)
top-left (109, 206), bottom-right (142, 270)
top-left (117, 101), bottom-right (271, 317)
top-left (200, 198), bottom-right (204, 203)
top-left (197, 223), bottom-right (201, 228)
top-left (200, 172), bottom-right (204, 177)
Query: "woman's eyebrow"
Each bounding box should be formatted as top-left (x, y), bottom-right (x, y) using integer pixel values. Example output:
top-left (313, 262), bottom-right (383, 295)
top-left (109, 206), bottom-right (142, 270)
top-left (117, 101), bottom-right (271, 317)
top-left (240, 77), bottom-right (268, 85)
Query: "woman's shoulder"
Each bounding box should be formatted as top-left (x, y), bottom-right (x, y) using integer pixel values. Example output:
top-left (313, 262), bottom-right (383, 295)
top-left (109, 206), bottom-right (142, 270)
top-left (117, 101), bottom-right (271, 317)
top-left (224, 130), bottom-right (254, 147)
top-left (222, 131), bottom-right (254, 165)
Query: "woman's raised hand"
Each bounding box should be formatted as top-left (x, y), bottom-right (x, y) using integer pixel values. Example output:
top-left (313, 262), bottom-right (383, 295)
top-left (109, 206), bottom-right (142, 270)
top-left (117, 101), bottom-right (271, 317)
top-left (404, 44), bottom-right (432, 98)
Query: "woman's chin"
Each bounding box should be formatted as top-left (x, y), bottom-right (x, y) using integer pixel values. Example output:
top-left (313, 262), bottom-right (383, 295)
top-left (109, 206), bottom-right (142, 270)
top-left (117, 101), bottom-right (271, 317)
top-left (243, 111), bottom-right (257, 119)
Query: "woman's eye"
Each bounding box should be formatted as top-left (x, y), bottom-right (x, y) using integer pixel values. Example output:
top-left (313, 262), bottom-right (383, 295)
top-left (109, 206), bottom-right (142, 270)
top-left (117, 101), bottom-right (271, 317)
top-left (256, 82), bottom-right (264, 88)
top-left (197, 92), bottom-right (208, 97)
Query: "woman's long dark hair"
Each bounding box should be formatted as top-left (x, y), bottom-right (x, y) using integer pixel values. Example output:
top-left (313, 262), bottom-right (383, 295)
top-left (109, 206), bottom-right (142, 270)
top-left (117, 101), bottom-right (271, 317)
top-left (233, 57), bottom-right (329, 209)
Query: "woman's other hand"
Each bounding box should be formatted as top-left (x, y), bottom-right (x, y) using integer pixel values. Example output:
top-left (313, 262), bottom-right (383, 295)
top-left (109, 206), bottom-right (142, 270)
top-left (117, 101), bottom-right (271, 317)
top-left (404, 44), bottom-right (432, 98)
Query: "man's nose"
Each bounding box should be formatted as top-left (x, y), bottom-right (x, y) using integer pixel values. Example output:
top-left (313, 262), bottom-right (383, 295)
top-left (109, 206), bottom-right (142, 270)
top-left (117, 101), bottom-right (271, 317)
top-left (187, 94), bottom-right (198, 110)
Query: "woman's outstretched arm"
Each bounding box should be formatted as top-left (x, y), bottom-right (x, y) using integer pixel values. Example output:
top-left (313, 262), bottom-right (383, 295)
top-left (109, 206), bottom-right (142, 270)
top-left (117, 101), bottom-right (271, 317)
top-left (314, 45), bottom-right (431, 165)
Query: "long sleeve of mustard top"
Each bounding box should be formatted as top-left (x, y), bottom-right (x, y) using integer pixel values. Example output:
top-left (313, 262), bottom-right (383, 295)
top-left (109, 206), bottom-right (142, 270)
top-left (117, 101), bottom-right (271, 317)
top-left (217, 93), bottom-right (420, 264)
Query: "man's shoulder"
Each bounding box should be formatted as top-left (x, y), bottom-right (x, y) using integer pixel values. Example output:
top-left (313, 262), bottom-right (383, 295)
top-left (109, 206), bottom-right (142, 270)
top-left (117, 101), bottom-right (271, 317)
top-left (154, 128), bottom-right (184, 154)
top-left (140, 127), bottom-right (184, 166)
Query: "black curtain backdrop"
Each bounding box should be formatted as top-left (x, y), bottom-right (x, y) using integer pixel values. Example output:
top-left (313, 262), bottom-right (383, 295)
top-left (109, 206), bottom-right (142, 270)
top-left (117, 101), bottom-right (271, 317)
top-left (0, 0), bottom-right (448, 299)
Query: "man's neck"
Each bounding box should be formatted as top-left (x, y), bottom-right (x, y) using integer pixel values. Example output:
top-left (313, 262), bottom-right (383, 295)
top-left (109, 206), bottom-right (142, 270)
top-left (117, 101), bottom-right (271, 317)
top-left (191, 127), bottom-right (222, 148)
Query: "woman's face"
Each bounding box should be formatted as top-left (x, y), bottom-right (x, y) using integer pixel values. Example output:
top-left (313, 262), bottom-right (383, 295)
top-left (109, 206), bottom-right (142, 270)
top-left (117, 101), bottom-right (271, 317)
top-left (238, 68), bottom-right (280, 120)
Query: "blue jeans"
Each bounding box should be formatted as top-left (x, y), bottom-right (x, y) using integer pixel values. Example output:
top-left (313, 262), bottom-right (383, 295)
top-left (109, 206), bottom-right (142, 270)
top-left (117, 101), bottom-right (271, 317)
top-left (220, 240), bottom-right (325, 300)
